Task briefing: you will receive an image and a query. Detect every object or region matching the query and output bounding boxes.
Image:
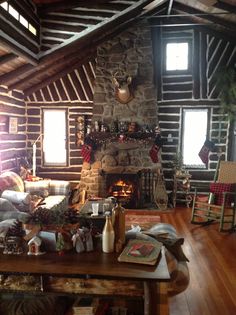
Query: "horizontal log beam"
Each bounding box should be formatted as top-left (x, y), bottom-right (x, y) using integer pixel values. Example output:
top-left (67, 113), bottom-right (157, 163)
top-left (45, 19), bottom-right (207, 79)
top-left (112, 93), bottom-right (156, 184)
top-left (23, 53), bottom-right (96, 96)
top-left (0, 53), bottom-right (18, 66)
top-left (0, 64), bottom-right (35, 85)
top-left (37, 0), bottom-right (114, 15)
top-left (38, 0), bottom-right (154, 60)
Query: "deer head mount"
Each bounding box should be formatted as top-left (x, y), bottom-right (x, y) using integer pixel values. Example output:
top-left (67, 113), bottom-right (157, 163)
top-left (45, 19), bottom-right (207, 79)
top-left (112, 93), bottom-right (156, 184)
top-left (112, 71), bottom-right (134, 104)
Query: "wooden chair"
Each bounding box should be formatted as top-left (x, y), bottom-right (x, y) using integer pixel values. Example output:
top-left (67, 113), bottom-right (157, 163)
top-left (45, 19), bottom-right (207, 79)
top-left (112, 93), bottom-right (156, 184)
top-left (191, 161), bottom-right (236, 232)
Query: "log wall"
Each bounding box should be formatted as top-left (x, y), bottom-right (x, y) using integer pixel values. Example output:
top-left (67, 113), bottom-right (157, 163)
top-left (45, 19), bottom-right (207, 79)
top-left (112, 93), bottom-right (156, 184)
top-left (0, 86), bottom-right (27, 172)
top-left (153, 26), bottom-right (236, 192)
top-left (25, 61), bottom-right (95, 181)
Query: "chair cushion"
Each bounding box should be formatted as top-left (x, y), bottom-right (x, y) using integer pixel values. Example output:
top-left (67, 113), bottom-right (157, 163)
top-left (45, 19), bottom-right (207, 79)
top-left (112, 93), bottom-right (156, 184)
top-left (210, 182), bottom-right (234, 206)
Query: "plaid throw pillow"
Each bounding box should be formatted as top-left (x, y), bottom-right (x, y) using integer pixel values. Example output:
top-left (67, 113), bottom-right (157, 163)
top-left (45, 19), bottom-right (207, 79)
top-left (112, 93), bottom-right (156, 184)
top-left (210, 182), bottom-right (234, 206)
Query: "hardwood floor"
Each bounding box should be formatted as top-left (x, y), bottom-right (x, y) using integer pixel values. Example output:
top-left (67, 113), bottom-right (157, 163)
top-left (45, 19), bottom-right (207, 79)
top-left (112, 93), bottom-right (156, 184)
top-left (160, 207), bottom-right (236, 315)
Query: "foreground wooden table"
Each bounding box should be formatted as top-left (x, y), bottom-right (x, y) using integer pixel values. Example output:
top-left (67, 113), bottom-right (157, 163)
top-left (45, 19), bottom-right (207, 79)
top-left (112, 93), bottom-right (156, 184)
top-left (0, 249), bottom-right (170, 315)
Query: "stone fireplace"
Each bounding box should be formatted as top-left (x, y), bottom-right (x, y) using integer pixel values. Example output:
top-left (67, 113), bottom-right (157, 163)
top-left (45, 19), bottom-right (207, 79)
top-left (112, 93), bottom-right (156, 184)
top-left (79, 21), bottom-right (161, 208)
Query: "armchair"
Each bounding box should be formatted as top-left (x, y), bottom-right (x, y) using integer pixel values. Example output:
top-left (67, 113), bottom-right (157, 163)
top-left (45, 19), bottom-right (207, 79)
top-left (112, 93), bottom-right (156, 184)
top-left (191, 161), bottom-right (236, 232)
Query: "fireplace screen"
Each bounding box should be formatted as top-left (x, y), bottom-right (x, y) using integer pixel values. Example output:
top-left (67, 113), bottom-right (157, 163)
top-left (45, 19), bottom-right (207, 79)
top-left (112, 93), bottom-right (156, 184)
top-left (106, 174), bottom-right (140, 208)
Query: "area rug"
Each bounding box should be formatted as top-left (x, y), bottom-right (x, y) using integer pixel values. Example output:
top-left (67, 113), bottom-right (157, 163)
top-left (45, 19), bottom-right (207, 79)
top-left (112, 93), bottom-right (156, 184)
top-left (125, 210), bottom-right (161, 230)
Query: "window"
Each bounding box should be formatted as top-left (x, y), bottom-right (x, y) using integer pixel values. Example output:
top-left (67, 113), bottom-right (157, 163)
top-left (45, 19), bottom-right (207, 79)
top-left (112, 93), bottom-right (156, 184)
top-left (182, 109), bottom-right (209, 167)
top-left (0, 2), bottom-right (8, 10)
top-left (43, 109), bottom-right (67, 166)
top-left (165, 42), bottom-right (189, 71)
top-left (9, 5), bottom-right (19, 20)
top-left (0, 1), bottom-right (37, 36)
top-left (20, 15), bottom-right (28, 28)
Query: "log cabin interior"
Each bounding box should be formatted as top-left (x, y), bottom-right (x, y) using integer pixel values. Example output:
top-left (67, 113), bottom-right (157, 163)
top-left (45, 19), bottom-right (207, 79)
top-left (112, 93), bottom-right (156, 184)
top-left (0, 0), bottom-right (236, 314)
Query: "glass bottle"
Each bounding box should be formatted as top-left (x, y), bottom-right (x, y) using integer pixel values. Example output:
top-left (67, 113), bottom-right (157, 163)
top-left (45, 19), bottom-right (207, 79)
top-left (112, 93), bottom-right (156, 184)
top-left (102, 215), bottom-right (115, 253)
top-left (112, 203), bottom-right (126, 253)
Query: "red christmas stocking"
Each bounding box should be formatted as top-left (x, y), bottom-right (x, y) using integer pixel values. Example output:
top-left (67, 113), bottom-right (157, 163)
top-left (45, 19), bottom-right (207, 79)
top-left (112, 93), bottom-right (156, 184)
top-left (149, 144), bottom-right (160, 163)
top-left (81, 144), bottom-right (92, 163)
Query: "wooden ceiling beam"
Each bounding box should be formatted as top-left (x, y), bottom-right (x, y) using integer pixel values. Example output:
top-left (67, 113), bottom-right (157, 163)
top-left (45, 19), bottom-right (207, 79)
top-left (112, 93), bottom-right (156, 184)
top-left (20, 0), bottom-right (163, 95)
top-left (0, 63), bottom-right (35, 85)
top-left (214, 1), bottom-right (236, 14)
top-left (23, 53), bottom-right (96, 96)
top-left (0, 53), bottom-right (18, 66)
top-left (37, 0), bottom-right (111, 14)
top-left (10, 44), bottom-right (96, 91)
top-left (0, 36), bottom-right (38, 65)
top-left (173, 2), bottom-right (236, 31)
top-left (167, 0), bottom-right (174, 15)
top-left (38, 0), bottom-right (154, 60)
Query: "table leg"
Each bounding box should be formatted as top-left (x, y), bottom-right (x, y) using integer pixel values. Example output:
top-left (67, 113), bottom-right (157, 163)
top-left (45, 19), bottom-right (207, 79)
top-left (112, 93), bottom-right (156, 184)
top-left (144, 281), bottom-right (169, 315)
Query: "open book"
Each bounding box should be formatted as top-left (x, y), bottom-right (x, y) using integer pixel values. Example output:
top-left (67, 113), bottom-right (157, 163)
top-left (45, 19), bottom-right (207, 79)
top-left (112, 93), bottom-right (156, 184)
top-left (118, 239), bottom-right (162, 265)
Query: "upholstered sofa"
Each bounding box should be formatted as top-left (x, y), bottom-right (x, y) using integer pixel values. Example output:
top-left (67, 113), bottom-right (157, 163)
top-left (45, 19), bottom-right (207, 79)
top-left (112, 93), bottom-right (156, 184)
top-left (0, 171), bottom-right (70, 223)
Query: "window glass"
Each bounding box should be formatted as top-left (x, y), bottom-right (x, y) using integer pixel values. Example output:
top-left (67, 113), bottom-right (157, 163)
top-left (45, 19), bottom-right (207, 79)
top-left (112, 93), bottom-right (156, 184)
top-left (182, 109), bottom-right (208, 167)
top-left (0, 2), bottom-right (8, 10)
top-left (43, 109), bottom-right (67, 165)
top-left (166, 42), bottom-right (188, 71)
top-left (9, 5), bottom-right (19, 20)
top-left (20, 15), bottom-right (28, 28)
top-left (29, 24), bottom-right (37, 35)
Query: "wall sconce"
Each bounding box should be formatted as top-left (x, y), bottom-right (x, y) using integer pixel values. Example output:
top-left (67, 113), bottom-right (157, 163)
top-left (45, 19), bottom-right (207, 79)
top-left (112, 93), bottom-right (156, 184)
top-left (32, 134), bottom-right (43, 177)
top-left (167, 133), bottom-right (173, 142)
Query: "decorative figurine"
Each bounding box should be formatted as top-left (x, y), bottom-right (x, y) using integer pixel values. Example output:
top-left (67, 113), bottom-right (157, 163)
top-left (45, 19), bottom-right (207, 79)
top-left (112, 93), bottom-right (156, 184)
top-left (27, 236), bottom-right (45, 255)
top-left (72, 227), bottom-right (93, 253)
top-left (94, 121), bottom-right (100, 132)
top-left (3, 236), bottom-right (24, 255)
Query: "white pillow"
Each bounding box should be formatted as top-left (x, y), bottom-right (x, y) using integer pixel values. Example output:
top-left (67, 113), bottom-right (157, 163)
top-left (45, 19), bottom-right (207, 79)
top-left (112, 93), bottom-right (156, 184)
top-left (1, 190), bottom-right (31, 205)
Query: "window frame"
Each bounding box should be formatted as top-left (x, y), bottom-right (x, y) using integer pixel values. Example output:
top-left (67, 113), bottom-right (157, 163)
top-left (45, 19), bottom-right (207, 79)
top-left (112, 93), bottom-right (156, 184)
top-left (180, 107), bottom-right (210, 169)
top-left (42, 108), bottom-right (68, 167)
top-left (163, 39), bottom-right (192, 75)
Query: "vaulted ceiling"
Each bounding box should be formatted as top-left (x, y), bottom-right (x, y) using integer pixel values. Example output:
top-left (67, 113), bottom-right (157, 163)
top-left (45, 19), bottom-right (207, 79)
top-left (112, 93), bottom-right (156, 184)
top-left (0, 0), bottom-right (235, 97)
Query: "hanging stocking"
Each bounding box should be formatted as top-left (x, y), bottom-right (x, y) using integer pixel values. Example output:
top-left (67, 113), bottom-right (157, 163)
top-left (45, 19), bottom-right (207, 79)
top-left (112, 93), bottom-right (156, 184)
top-left (149, 144), bottom-right (160, 163)
top-left (81, 144), bottom-right (92, 163)
top-left (198, 139), bottom-right (215, 165)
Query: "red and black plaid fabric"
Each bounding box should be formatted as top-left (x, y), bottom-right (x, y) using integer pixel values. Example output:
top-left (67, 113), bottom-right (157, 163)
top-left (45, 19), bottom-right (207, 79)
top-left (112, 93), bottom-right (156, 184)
top-left (210, 182), bottom-right (234, 206)
top-left (81, 144), bottom-right (92, 163)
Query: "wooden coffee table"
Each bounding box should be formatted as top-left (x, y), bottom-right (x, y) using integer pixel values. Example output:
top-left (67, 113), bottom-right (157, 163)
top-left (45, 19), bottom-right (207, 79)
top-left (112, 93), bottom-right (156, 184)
top-left (0, 249), bottom-right (170, 315)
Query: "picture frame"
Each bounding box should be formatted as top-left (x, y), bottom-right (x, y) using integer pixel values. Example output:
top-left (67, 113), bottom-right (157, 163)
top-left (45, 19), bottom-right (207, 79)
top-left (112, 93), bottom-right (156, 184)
top-left (9, 117), bottom-right (18, 134)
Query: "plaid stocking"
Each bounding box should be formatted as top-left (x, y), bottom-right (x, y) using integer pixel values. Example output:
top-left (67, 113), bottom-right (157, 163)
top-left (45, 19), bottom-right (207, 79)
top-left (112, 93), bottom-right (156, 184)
top-left (198, 139), bottom-right (215, 164)
top-left (81, 144), bottom-right (92, 163)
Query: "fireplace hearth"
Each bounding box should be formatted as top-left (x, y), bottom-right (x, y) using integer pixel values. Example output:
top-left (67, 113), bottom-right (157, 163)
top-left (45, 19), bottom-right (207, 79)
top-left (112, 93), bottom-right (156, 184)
top-left (106, 173), bottom-right (140, 208)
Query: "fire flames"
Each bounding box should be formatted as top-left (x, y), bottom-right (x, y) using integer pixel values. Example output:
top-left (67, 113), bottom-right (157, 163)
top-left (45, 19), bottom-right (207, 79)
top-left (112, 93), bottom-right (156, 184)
top-left (109, 179), bottom-right (133, 198)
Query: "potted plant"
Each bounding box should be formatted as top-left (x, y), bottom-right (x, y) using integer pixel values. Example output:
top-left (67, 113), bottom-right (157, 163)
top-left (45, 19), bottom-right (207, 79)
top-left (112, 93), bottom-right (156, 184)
top-left (215, 66), bottom-right (236, 122)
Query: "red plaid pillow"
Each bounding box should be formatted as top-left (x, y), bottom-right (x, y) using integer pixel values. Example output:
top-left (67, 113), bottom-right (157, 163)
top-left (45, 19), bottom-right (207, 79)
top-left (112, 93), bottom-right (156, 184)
top-left (210, 183), bottom-right (234, 206)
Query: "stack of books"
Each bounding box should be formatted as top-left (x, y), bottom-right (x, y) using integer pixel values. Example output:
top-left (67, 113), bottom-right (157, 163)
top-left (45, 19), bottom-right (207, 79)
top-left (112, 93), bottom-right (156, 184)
top-left (118, 238), bottom-right (162, 265)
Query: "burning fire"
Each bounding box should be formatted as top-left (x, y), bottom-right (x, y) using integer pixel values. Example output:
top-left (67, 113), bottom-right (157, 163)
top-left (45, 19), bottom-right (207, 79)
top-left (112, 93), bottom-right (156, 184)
top-left (109, 179), bottom-right (133, 198)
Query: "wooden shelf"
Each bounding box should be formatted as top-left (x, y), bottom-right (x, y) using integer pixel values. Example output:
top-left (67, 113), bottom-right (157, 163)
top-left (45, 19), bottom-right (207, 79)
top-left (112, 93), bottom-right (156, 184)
top-left (86, 132), bottom-right (155, 146)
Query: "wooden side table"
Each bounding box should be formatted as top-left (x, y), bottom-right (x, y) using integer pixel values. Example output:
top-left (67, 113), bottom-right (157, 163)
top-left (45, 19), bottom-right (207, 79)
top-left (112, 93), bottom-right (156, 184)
top-left (172, 172), bottom-right (192, 208)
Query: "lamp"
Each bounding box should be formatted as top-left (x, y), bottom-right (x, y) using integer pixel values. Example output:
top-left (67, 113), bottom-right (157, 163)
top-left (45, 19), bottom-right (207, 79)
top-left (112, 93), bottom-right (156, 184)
top-left (32, 134), bottom-right (43, 177)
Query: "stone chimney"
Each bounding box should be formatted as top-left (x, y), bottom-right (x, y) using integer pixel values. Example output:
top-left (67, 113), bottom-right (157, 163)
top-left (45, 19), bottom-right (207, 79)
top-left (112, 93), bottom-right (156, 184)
top-left (79, 20), bottom-right (160, 200)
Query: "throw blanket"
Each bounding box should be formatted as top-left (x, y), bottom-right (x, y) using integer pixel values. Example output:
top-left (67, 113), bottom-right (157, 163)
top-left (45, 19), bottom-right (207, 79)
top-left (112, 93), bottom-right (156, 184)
top-left (126, 223), bottom-right (190, 296)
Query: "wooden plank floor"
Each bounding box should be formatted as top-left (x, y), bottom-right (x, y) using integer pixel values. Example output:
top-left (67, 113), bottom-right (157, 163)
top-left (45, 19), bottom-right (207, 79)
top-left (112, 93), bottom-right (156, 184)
top-left (160, 207), bottom-right (236, 315)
